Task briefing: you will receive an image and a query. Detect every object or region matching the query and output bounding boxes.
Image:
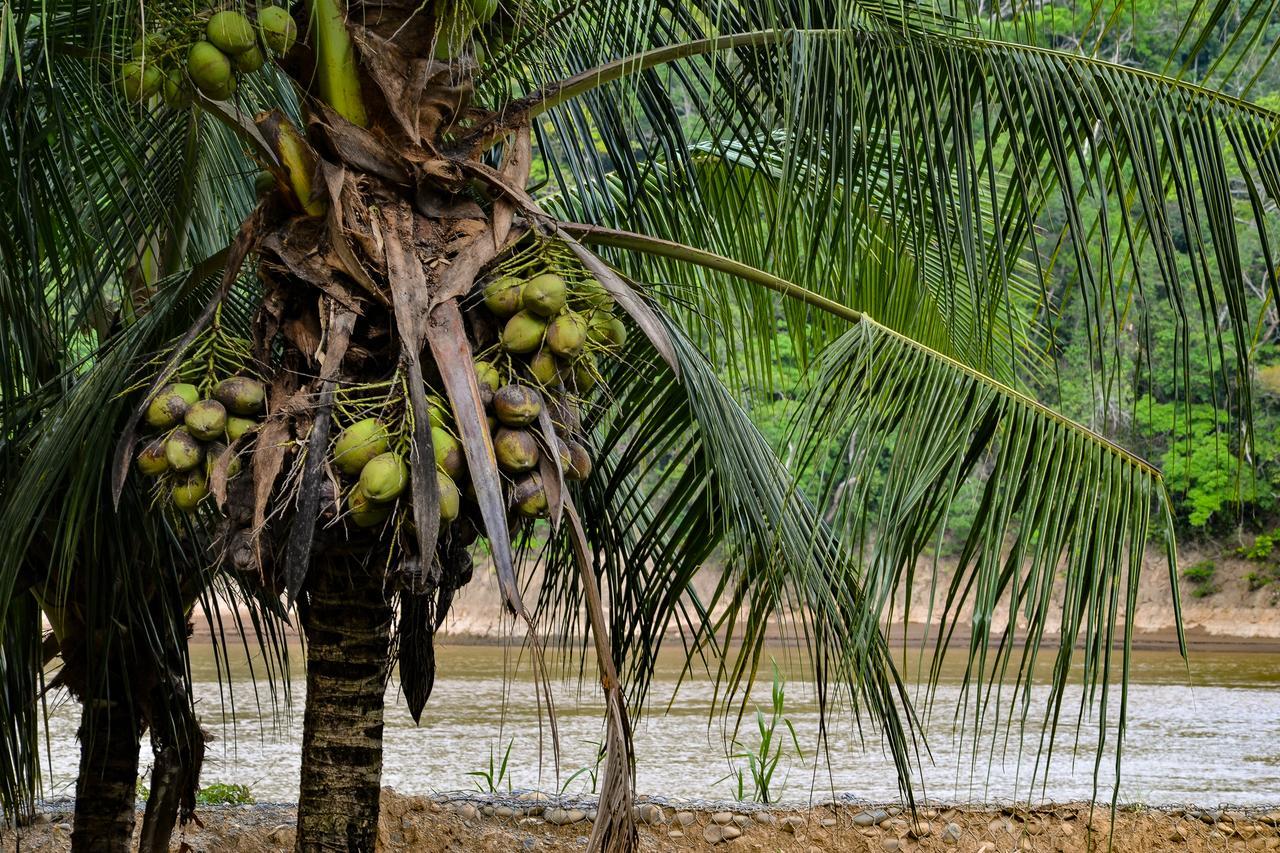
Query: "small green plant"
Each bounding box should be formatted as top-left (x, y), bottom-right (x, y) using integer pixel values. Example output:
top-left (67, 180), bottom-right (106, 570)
top-left (467, 738), bottom-right (514, 794)
top-left (196, 782), bottom-right (254, 805)
top-left (717, 663), bottom-right (804, 804)
top-left (1182, 560), bottom-right (1218, 598)
top-left (561, 740), bottom-right (606, 795)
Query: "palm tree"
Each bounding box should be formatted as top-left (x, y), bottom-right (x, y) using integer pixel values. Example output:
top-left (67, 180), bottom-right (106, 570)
top-left (4, 1), bottom-right (1279, 851)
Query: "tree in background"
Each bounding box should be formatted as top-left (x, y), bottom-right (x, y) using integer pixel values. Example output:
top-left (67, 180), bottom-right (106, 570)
top-left (4, 2), bottom-right (1280, 852)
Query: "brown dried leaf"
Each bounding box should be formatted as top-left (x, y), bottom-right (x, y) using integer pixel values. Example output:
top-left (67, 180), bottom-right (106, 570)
top-left (320, 162), bottom-right (387, 304)
top-left (493, 126), bottom-right (531, 250)
top-left (310, 104), bottom-right (410, 185)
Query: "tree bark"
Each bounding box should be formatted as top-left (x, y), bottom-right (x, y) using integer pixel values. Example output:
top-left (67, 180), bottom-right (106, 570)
top-left (296, 552), bottom-right (393, 852)
top-left (70, 698), bottom-right (142, 853)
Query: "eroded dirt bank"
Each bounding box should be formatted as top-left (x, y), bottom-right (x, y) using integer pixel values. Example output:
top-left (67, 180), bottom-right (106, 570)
top-left (7, 790), bottom-right (1280, 852)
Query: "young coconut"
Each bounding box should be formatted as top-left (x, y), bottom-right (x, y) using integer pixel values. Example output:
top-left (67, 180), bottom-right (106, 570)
top-left (471, 0), bottom-right (500, 22)
top-left (512, 473), bottom-right (549, 518)
top-left (206, 11), bottom-right (257, 54)
top-left (347, 485), bottom-right (392, 528)
top-left (136, 438), bottom-right (170, 477)
top-left (501, 311), bottom-right (546, 354)
top-left (214, 376), bottom-right (266, 415)
top-left (359, 452), bottom-right (409, 503)
top-left (427, 394), bottom-right (450, 429)
top-left (164, 429), bottom-right (204, 473)
top-left (257, 5), bottom-right (298, 54)
top-left (188, 41), bottom-right (236, 100)
top-left (225, 416), bottom-right (257, 443)
top-left (521, 273), bottom-right (567, 317)
top-left (432, 427), bottom-right (466, 480)
top-left (482, 276), bottom-right (523, 316)
top-left (231, 45), bottom-right (266, 73)
top-left (162, 71), bottom-right (192, 108)
top-left (333, 418), bottom-right (389, 476)
top-left (492, 385), bottom-right (541, 427)
top-left (589, 312), bottom-right (627, 348)
top-left (145, 383), bottom-right (198, 429)
top-left (253, 171), bottom-right (276, 196)
top-left (185, 399), bottom-right (228, 441)
top-left (120, 61), bottom-right (163, 101)
top-left (204, 443), bottom-right (243, 479)
top-left (573, 353), bottom-right (599, 392)
top-left (474, 361), bottom-right (501, 405)
top-left (565, 440), bottom-right (593, 481)
top-left (494, 428), bottom-right (539, 473)
top-left (437, 471), bottom-right (461, 522)
top-left (546, 312), bottom-right (588, 359)
top-left (528, 350), bottom-right (563, 386)
top-left (172, 472), bottom-right (210, 513)
top-left (575, 277), bottom-right (615, 311)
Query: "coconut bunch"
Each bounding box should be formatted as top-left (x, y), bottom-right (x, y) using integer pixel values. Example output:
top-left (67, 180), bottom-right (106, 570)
top-left (118, 5), bottom-right (298, 106)
top-left (135, 374), bottom-right (266, 513)
top-left (433, 0), bottom-right (503, 62)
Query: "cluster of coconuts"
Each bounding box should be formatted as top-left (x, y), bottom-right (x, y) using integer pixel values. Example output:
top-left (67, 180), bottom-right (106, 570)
top-left (119, 6), bottom-right (297, 106)
top-left (329, 419), bottom-right (416, 529)
top-left (136, 376), bottom-right (267, 512)
top-left (434, 0), bottom-right (501, 61)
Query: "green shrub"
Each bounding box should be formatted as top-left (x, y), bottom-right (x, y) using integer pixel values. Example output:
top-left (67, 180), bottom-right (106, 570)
top-left (1182, 560), bottom-right (1217, 598)
top-left (196, 782), bottom-right (255, 805)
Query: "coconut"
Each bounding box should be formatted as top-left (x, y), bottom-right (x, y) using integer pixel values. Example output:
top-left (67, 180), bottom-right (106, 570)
top-left (333, 418), bottom-right (389, 476)
top-left (575, 277), bottom-right (615, 311)
top-left (427, 395), bottom-right (450, 429)
top-left (482, 276), bottom-right (523, 316)
top-left (225, 416), bottom-right (256, 443)
top-left (494, 428), bottom-right (539, 473)
top-left (164, 429), bottom-right (204, 473)
top-left (207, 11), bottom-right (257, 54)
top-left (471, 0), bottom-right (500, 21)
top-left (522, 273), bottom-right (567, 318)
top-left (528, 350), bottom-right (562, 386)
top-left (438, 472), bottom-right (461, 522)
top-left (253, 170), bottom-right (275, 196)
top-left (512, 473), bottom-right (549, 518)
top-left (131, 34), bottom-right (164, 59)
top-left (185, 399), bottom-right (227, 441)
top-left (120, 61), bottom-right (163, 102)
top-left (493, 385), bottom-right (541, 427)
top-left (547, 312), bottom-right (588, 359)
top-left (360, 452), bottom-right (409, 503)
top-left (231, 44), bottom-right (265, 73)
top-left (501, 311), bottom-right (546, 354)
top-left (565, 441), bottom-right (593, 481)
top-left (257, 5), bottom-right (298, 54)
top-left (589, 312), bottom-right (627, 348)
top-left (487, 414), bottom-right (498, 434)
top-left (348, 485), bottom-right (391, 528)
top-left (573, 353), bottom-right (598, 392)
top-left (474, 361), bottom-right (502, 404)
top-left (214, 376), bottom-right (266, 415)
top-left (433, 15), bottom-right (473, 61)
top-left (204, 443), bottom-right (242, 479)
top-left (188, 42), bottom-right (235, 100)
top-left (146, 387), bottom-right (193, 429)
top-left (172, 472), bottom-right (210, 513)
top-left (162, 71), bottom-right (192, 108)
top-left (136, 438), bottom-right (170, 477)
top-left (432, 427), bottom-right (466, 480)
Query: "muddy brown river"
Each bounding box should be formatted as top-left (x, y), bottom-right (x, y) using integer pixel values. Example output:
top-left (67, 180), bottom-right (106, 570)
top-left (34, 642), bottom-right (1280, 806)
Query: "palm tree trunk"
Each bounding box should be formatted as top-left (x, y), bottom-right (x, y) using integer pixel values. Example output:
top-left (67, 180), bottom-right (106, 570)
top-left (70, 697), bottom-right (142, 852)
top-left (296, 551), bottom-right (393, 851)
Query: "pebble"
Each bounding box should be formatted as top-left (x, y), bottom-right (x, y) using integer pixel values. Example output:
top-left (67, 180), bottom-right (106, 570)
top-left (975, 844), bottom-right (996, 853)
top-left (853, 810), bottom-right (885, 827)
top-left (988, 817), bottom-right (1016, 835)
top-left (908, 819), bottom-right (932, 838)
top-left (676, 811), bottom-right (696, 826)
top-left (781, 816), bottom-right (806, 833)
top-left (268, 824), bottom-right (294, 843)
top-left (1200, 810), bottom-right (1224, 824)
top-left (454, 803), bottom-right (478, 821)
top-left (668, 830), bottom-right (684, 839)
top-left (941, 822), bottom-right (962, 844)
top-left (820, 817), bottom-right (837, 828)
top-left (733, 815), bottom-right (753, 828)
top-left (703, 823), bottom-right (742, 843)
top-left (635, 803), bottom-right (666, 825)
top-left (1261, 811), bottom-right (1280, 826)
top-left (712, 812), bottom-right (734, 825)
top-left (482, 805), bottom-right (496, 816)
top-left (495, 806), bottom-right (516, 819)
top-left (545, 808), bottom-right (587, 825)
top-left (753, 813), bottom-right (775, 825)
top-left (1023, 819), bottom-right (1045, 835)
top-left (586, 809), bottom-right (597, 822)
top-left (880, 839), bottom-right (900, 852)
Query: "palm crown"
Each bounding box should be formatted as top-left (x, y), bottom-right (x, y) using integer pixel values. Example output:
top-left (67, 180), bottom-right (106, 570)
top-left (1, 0), bottom-right (1276, 850)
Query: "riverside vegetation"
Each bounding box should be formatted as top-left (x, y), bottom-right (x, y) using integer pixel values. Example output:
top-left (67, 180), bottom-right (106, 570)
top-left (5, 2), bottom-right (1280, 853)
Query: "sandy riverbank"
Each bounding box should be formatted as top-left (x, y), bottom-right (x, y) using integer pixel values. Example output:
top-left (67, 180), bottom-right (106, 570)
top-left (7, 790), bottom-right (1280, 851)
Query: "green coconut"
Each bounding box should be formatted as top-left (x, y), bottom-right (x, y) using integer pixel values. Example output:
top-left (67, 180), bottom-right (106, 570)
top-left (565, 440), bottom-right (593, 481)
top-left (474, 361), bottom-right (502, 403)
top-left (512, 473), bottom-right (548, 518)
top-left (120, 61), bottom-right (163, 102)
top-left (207, 11), bottom-right (257, 54)
top-left (231, 44), bottom-right (265, 73)
top-left (438, 471), bottom-right (461, 522)
top-left (427, 395), bottom-right (450, 429)
top-left (528, 350), bottom-right (562, 386)
top-left (136, 438), bottom-right (170, 477)
top-left (214, 376), bottom-right (266, 415)
top-left (254, 170), bottom-right (275, 195)
top-left (493, 385), bottom-right (541, 427)
top-left (432, 427), bottom-right (466, 480)
top-left (333, 418), bottom-right (389, 476)
top-left (471, 0), bottom-right (500, 22)
top-left (522, 273), bottom-right (567, 318)
top-left (360, 452), bottom-right (409, 503)
top-left (348, 485), bottom-right (392, 528)
top-left (185, 399), bottom-right (227, 441)
top-left (257, 5), bottom-right (298, 54)
top-left (482, 276), bottom-right (523, 317)
top-left (165, 429), bottom-right (204, 473)
top-left (145, 384), bottom-right (196, 430)
top-left (494, 428), bottom-right (539, 473)
top-left (546, 312), bottom-right (588, 359)
top-left (433, 15), bottom-right (473, 61)
top-left (162, 70), bottom-right (192, 108)
top-left (188, 41), bottom-right (236, 100)
top-left (225, 416), bottom-right (257, 443)
top-left (575, 277), bottom-right (615, 311)
top-left (501, 311), bottom-right (546, 354)
top-left (204, 443), bottom-right (243, 479)
top-left (589, 312), bottom-right (627, 348)
top-left (132, 34), bottom-right (164, 59)
top-left (172, 472), bottom-right (210, 513)
top-left (573, 353), bottom-right (599, 392)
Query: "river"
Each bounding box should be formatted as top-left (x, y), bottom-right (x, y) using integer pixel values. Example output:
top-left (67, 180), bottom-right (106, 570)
top-left (34, 642), bottom-right (1280, 807)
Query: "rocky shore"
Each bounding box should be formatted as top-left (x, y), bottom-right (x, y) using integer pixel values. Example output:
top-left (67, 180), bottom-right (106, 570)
top-left (7, 790), bottom-right (1280, 851)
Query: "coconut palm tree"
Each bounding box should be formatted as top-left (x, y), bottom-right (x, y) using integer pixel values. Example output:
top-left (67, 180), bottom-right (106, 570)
top-left (4, 1), bottom-right (1280, 852)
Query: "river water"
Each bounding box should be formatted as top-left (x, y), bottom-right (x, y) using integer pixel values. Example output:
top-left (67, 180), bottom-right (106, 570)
top-left (35, 642), bottom-right (1280, 807)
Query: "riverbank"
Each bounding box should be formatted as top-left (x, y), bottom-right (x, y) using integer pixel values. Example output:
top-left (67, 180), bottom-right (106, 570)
top-left (7, 790), bottom-right (1280, 851)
